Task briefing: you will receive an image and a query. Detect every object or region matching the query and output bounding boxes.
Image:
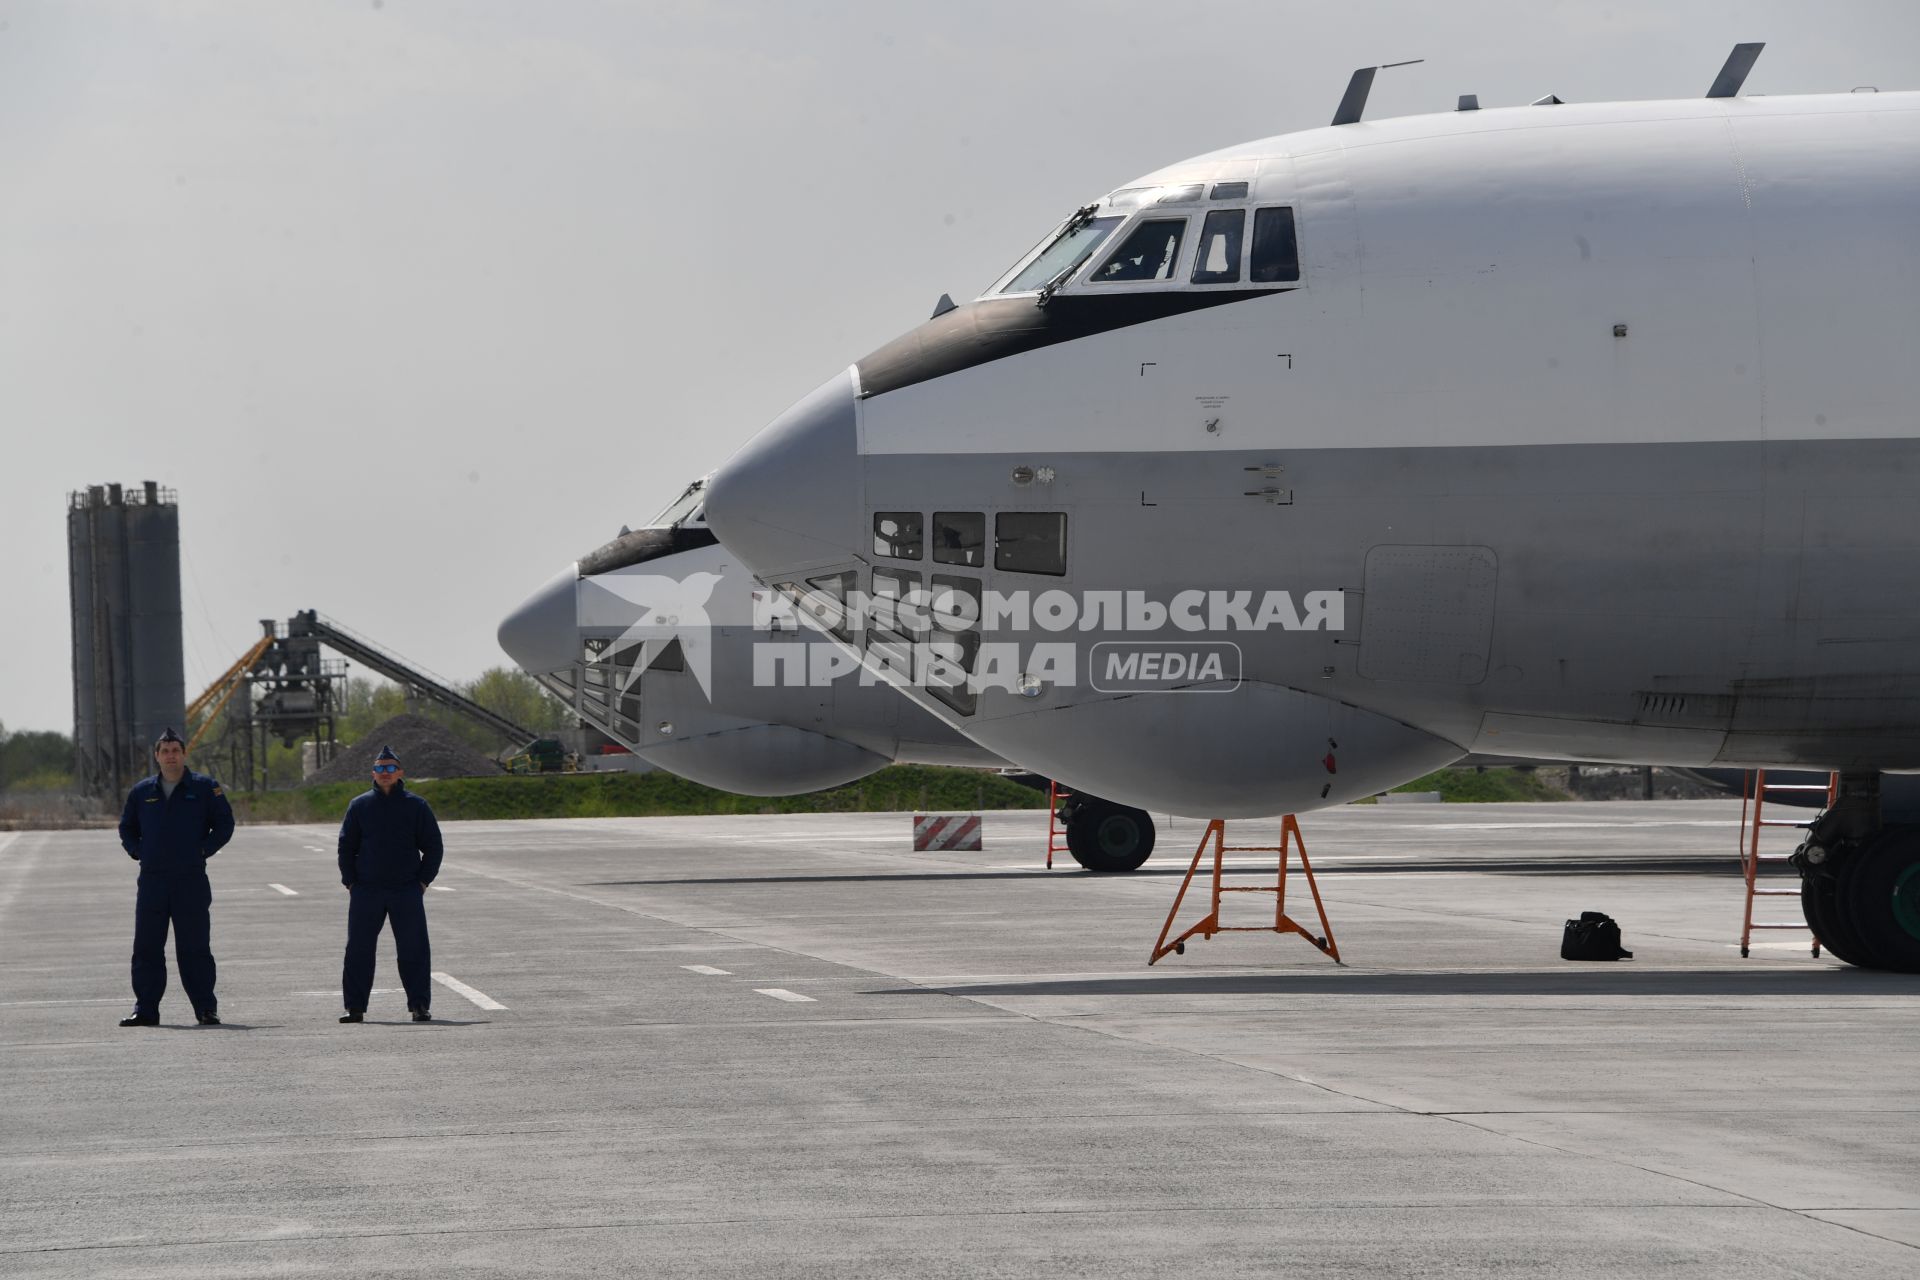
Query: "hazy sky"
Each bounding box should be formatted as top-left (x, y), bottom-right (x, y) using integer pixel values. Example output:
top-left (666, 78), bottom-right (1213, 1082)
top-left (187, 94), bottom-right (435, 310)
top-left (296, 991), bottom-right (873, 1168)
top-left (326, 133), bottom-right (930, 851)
top-left (2, 0), bottom-right (1913, 732)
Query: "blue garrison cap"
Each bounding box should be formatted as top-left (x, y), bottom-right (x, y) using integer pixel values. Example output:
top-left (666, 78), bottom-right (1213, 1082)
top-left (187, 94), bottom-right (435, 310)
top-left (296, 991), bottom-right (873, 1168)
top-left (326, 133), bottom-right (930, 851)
top-left (375, 745), bottom-right (400, 763)
top-left (154, 727), bottom-right (184, 748)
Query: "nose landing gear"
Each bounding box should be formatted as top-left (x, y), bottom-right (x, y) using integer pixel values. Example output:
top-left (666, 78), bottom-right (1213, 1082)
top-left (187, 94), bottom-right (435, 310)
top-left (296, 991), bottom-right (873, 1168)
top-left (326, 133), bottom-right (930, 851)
top-left (1059, 795), bottom-right (1157, 873)
top-left (1797, 868), bottom-right (1876, 968)
top-left (1832, 827), bottom-right (1920, 972)
top-left (1792, 774), bottom-right (1920, 973)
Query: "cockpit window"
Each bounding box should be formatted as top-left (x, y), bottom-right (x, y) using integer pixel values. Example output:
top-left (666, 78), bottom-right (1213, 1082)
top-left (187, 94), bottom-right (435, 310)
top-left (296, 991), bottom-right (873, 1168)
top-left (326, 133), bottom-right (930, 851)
top-left (873, 511), bottom-right (923, 561)
top-left (932, 512), bottom-right (985, 567)
top-left (927, 574), bottom-right (981, 716)
top-left (1109, 183), bottom-right (1205, 210)
top-left (1209, 181), bottom-right (1249, 201)
top-left (1091, 219), bottom-right (1187, 284)
top-left (803, 571), bottom-right (859, 644)
top-left (1191, 209), bottom-right (1245, 284)
top-left (649, 480), bottom-right (706, 529)
top-left (1250, 207), bottom-right (1301, 283)
top-left (995, 512), bottom-right (1068, 576)
top-left (1000, 215), bottom-right (1122, 294)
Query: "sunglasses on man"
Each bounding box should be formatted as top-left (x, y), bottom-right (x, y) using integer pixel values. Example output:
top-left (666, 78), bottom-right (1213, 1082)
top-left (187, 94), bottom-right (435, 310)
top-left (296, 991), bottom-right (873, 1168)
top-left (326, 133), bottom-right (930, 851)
top-left (372, 764), bottom-right (400, 775)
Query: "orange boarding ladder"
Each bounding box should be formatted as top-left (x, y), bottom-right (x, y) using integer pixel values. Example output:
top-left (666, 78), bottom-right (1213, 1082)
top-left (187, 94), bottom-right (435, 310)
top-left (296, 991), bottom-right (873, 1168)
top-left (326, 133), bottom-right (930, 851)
top-left (1738, 769), bottom-right (1836, 958)
top-left (1149, 816), bottom-right (1341, 966)
top-left (1045, 779), bottom-right (1072, 870)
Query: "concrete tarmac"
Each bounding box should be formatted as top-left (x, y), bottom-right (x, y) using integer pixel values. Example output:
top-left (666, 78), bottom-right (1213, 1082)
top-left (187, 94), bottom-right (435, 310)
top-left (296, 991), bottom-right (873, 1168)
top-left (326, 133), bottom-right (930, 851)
top-left (2, 801), bottom-right (1916, 1277)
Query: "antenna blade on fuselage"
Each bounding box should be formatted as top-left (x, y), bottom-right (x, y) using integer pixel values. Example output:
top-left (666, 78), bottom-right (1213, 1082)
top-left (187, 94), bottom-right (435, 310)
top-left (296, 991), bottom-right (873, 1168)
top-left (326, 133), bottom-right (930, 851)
top-left (1706, 42), bottom-right (1765, 98)
top-left (1331, 59), bottom-right (1423, 126)
top-left (1331, 67), bottom-right (1376, 126)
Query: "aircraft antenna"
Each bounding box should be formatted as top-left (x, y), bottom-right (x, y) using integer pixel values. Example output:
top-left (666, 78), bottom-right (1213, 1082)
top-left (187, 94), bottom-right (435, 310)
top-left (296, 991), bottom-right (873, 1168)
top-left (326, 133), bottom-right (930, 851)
top-left (1330, 59), bottom-right (1424, 126)
top-left (1706, 42), bottom-right (1765, 98)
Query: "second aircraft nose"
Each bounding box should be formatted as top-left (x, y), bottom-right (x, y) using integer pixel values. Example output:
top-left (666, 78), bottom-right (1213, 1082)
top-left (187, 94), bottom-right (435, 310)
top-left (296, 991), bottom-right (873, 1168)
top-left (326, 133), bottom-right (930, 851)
top-left (705, 367), bottom-right (862, 585)
top-left (497, 564), bottom-right (580, 675)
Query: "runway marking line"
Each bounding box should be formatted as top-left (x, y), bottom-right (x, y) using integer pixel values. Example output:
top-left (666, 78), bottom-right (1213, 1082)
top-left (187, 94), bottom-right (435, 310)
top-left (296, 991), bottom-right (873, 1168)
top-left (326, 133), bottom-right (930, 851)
top-left (431, 972), bottom-right (507, 1011)
top-left (430, 885), bottom-right (455, 892)
top-left (682, 964), bottom-right (732, 975)
top-left (268, 883), bottom-right (299, 896)
top-left (754, 988), bottom-right (815, 1003)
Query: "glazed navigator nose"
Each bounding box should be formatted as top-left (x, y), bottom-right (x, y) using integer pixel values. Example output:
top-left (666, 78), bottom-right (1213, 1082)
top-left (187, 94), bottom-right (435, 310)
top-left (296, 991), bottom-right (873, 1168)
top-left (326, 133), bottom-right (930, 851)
top-left (497, 564), bottom-right (580, 675)
top-left (704, 367), bottom-right (861, 584)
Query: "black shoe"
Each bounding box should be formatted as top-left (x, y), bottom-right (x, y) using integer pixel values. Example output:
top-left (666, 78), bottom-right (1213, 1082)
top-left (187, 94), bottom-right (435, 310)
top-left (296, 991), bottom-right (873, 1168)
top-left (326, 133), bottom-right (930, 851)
top-left (339, 1011), bottom-right (364, 1023)
top-left (119, 1012), bottom-right (159, 1027)
top-left (411, 1008), bottom-right (432, 1022)
top-left (195, 1011), bottom-right (220, 1026)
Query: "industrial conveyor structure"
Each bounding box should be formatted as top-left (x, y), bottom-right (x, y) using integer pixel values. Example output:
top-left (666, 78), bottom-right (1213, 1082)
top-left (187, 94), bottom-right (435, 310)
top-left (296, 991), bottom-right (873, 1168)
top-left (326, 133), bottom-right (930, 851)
top-left (286, 611), bottom-right (534, 746)
top-left (189, 610), bottom-right (538, 790)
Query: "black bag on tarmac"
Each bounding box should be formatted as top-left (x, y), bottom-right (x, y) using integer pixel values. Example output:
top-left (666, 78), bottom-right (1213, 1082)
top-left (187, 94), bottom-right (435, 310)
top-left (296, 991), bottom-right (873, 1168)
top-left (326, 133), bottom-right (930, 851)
top-left (1561, 911), bottom-right (1633, 961)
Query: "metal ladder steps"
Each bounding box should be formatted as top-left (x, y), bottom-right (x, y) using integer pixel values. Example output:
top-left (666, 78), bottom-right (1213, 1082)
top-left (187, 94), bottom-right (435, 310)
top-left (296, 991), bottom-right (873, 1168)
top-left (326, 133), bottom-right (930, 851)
top-left (1736, 768), bottom-right (1836, 958)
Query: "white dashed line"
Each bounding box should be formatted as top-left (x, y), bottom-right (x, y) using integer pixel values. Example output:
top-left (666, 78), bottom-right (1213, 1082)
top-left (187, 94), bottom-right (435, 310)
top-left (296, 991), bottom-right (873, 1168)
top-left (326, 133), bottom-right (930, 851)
top-left (753, 988), bottom-right (815, 1003)
top-left (681, 964), bottom-right (732, 975)
top-left (268, 883), bottom-right (299, 896)
top-left (431, 972), bottom-right (506, 1010)
top-left (304, 846), bottom-right (324, 852)
top-left (430, 885), bottom-right (454, 892)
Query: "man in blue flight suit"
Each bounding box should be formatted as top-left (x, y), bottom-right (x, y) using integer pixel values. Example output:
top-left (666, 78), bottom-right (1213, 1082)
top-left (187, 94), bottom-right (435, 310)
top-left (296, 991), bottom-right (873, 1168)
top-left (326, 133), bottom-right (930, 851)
top-left (117, 727), bottom-right (235, 1027)
top-left (337, 745), bottom-right (444, 1023)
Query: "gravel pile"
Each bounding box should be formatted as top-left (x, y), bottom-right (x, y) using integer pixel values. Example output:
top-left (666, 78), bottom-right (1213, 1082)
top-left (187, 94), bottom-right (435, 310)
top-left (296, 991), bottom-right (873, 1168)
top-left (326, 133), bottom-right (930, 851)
top-left (308, 714), bottom-right (504, 786)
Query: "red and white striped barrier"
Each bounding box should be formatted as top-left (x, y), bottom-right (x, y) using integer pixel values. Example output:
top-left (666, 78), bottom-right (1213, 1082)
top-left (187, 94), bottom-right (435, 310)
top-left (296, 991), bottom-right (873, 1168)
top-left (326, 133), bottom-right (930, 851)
top-left (913, 814), bottom-right (982, 851)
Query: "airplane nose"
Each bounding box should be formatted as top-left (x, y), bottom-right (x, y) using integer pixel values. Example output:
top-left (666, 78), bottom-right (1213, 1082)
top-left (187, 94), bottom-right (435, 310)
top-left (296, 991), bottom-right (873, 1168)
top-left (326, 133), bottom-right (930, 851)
top-left (497, 564), bottom-right (580, 675)
top-left (705, 367), bottom-right (861, 583)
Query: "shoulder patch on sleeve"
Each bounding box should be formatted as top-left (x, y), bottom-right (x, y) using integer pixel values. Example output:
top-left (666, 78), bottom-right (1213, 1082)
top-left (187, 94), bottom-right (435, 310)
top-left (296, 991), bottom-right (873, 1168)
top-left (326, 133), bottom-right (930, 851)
top-left (212, 785), bottom-right (223, 797)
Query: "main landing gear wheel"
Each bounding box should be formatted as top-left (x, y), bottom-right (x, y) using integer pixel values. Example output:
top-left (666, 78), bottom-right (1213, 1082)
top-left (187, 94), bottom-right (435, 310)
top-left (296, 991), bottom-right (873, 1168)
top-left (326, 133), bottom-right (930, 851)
top-left (1836, 827), bottom-right (1920, 973)
top-left (1799, 870), bottom-right (1877, 969)
top-left (1064, 799), bottom-right (1156, 873)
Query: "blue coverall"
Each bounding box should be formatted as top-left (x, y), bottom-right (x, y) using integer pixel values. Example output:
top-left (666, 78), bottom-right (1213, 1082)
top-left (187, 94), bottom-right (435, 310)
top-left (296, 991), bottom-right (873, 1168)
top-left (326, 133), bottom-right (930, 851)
top-left (337, 782), bottom-right (444, 1013)
top-left (118, 770), bottom-right (236, 1018)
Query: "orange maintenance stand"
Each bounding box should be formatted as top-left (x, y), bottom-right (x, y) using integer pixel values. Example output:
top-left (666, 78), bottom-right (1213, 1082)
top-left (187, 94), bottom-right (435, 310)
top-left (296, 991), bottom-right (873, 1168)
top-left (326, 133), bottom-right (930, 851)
top-left (1150, 815), bottom-right (1342, 966)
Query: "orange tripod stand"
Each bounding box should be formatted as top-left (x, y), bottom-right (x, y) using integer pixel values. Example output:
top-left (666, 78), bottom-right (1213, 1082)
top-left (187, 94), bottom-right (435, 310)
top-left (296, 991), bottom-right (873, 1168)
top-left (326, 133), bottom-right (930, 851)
top-left (1150, 816), bottom-right (1341, 966)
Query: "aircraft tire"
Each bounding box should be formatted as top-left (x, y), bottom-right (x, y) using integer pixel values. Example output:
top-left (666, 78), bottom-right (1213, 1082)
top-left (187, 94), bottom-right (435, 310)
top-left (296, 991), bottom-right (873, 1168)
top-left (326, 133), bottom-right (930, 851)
top-left (1799, 869), bottom-right (1879, 969)
top-left (1836, 827), bottom-right (1920, 973)
top-left (1066, 800), bottom-right (1156, 873)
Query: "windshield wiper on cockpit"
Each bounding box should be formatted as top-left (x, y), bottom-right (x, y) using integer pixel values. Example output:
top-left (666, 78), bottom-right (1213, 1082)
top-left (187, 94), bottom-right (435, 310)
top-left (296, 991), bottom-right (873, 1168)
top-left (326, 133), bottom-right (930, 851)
top-left (1035, 204), bottom-right (1102, 308)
